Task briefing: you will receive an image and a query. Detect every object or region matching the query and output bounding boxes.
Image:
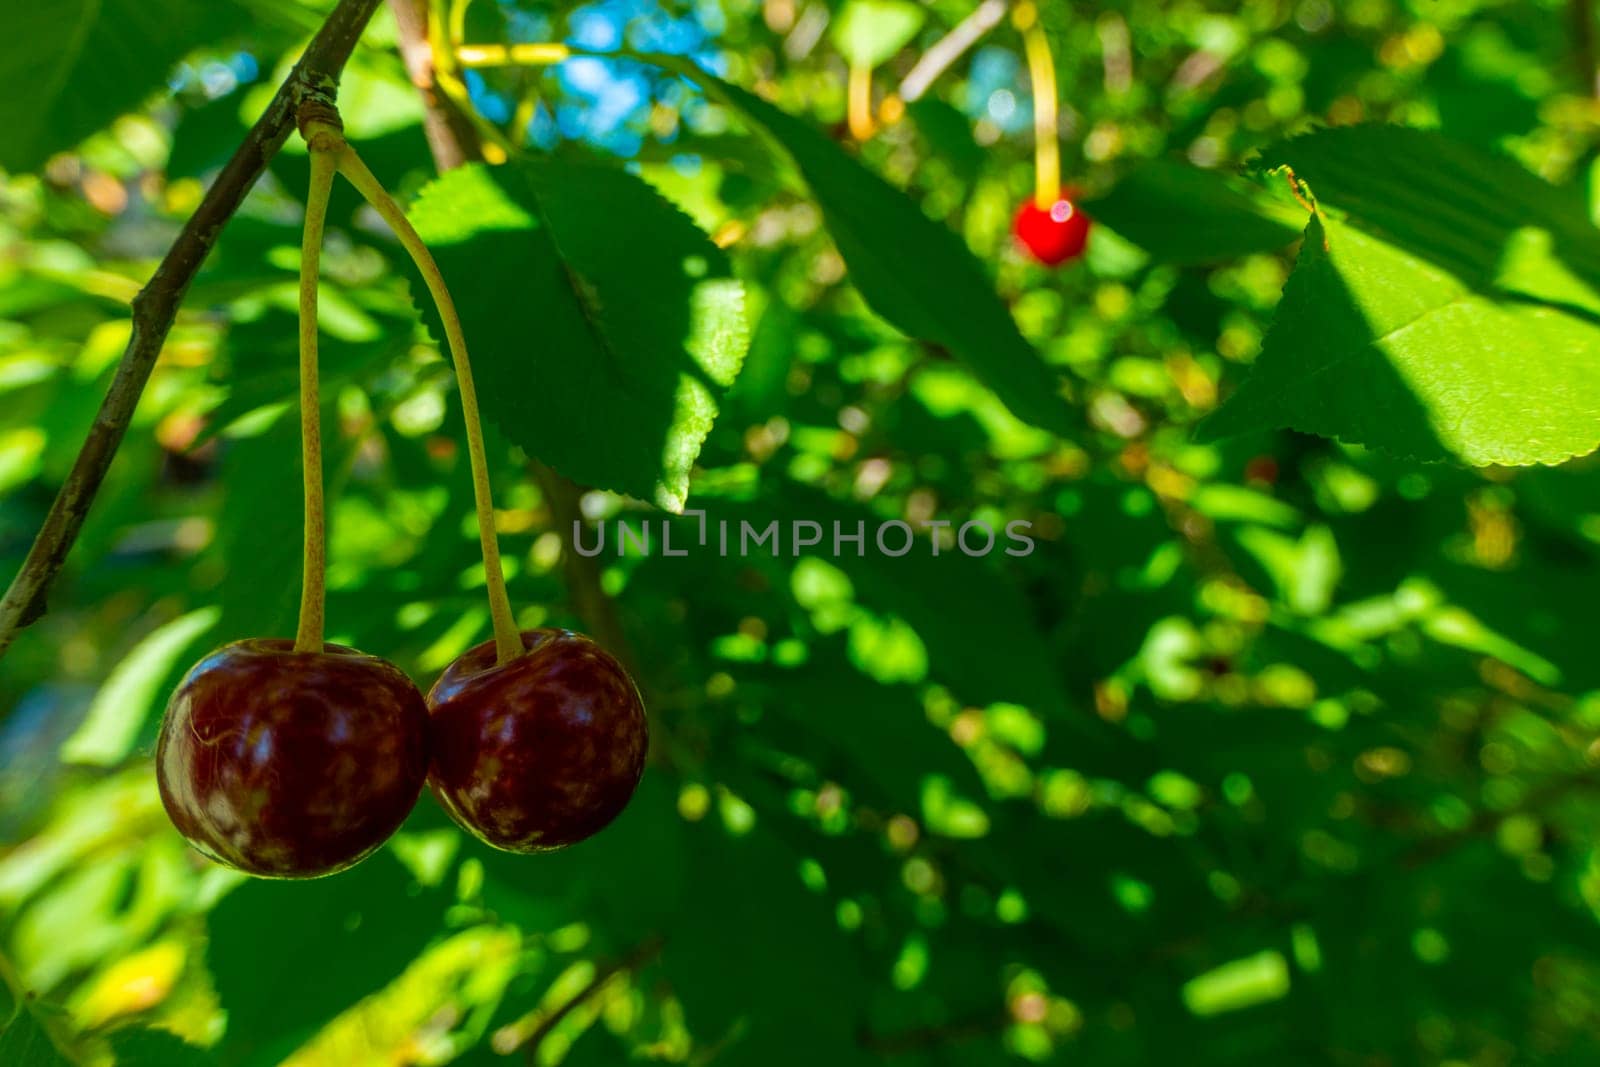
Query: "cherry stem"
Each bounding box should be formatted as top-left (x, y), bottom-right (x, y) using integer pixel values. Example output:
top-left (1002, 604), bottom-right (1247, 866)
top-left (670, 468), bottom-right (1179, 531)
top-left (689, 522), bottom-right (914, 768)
top-left (847, 62), bottom-right (876, 140)
top-left (1015, 2), bottom-right (1061, 210)
top-left (294, 138), bottom-right (338, 655)
top-left (332, 143), bottom-right (523, 666)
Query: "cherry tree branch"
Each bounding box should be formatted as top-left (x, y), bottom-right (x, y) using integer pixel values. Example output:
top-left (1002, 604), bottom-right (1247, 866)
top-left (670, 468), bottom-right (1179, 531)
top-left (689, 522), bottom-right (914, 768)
top-left (0, 0), bottom-right (388, 661)
top-left (898, 0), bottom-right (1008, 102)
top-left (528, 462), bottom-right (639, 674)
top-left (390, 0), bottom-right (479, 169)
top-left (518, 935), bottom-right (665, 1062)
top-left (1575, 0), bottom-right (1600, 99)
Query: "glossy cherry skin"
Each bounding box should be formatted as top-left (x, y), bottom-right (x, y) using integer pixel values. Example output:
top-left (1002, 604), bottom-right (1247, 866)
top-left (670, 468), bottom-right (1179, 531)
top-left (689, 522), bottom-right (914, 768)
top-left (427, 629), bottom-right (648, 853)
top-left (156, 639), bottom-right (430, 879)
top-left (1013, 190), bottom-right (1091, 266)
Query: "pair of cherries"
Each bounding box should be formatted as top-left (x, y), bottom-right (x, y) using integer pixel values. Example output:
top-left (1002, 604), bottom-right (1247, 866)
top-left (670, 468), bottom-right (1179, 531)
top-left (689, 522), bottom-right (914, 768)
top-left (155, 628), bottom-right (648, 878)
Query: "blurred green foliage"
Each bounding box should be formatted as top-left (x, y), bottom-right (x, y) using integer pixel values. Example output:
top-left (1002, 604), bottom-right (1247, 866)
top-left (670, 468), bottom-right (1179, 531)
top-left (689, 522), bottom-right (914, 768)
top-left (3, 0), bottom-right (1600, 1065)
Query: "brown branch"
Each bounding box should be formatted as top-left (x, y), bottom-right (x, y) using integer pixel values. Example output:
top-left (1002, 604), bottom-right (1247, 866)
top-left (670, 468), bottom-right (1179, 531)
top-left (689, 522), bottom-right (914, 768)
top-left (390, 0), bottom-right (480, 169)
top-left (388, 0), bottom-right (638, 679)
top-left (520, 935), bottom-right (665, 1062)
top-left (1400, 767), bottom-right (1600, 870)
top-left (528, 462), bottom-right (639, 675)
top-left (0, 0), bottom-right (387, 661)
top-left (858, 1010), bottom-right (1009, 1055)
top-left (1575, 0), bottom-right (1600, 99)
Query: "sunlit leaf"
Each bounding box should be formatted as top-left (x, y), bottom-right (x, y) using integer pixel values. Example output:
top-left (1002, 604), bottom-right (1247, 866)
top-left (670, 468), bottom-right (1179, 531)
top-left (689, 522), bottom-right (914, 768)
top-left (831, 0), bottom-right (925, 68)
top-left (1182, 950), bottom-right (1290, 1016)
top-left (60, 607), bottom-right (219, 766)
top-left (406, 159), bottom-right (748, 510)
top-left (1203, 127), bottom-right (1600, 465)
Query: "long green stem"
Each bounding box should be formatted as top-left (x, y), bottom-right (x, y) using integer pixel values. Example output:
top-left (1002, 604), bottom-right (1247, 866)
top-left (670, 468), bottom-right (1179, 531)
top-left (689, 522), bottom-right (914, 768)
top-left (294, 146), bottom-right (338, 654)
top-left (333, 144), bottom-right (522, 665)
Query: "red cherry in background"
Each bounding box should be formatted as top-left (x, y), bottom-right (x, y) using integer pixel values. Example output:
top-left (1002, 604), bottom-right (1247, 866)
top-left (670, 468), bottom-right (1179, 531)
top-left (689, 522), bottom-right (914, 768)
top-left (427, 628), bottom-right (648, 853)
top-left (156, 639), bottom-right (430, 879)
top-left (1013, 190), bottom-right (1091, 266)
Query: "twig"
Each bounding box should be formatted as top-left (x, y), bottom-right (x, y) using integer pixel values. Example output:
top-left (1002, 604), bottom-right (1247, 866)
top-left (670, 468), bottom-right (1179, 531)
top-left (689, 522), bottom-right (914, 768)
top-left (898, 0), bottom-right (1008, 102)
top-left (519, 935), bottom-right (665, 1062)
top-left (783, 3), bottom-right (830, 62)
top-left (528, 463), bottom-right (640, 676)
top-left (1169, 49), bottom-right (1227, 93)
top-left (1399, 767), bottom-right (1600, 870)
top-left (1097, 13), bottom-right (1133, 96)
top-left (390, 0), bottom-right (481, 170)
top-left (386, 0), bottom-right (640, 680)
top-left (0, 0), bottom-right (387, 661)
top-left (858, 1010), bottom-right (1009, 1055)
top-left (1575, 0), bottom-right (1600, 100)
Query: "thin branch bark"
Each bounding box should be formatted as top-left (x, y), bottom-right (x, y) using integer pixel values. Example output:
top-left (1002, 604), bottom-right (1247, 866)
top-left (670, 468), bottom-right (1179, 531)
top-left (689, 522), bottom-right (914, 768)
top-left (519, 935), bottom-right (665, 1062)
top-left (528, 462), bottom-right (639, 675)
top-left (898, 0), bottom-right (1008, 102)
top-left (1575, 0), bottom-right (1600, 100)
top-left (0, 0), bottom-right (387, 661)
top-left (858, 1010), bottom-right (1009, 1055)
top-left (1399, 767), bottom-right (1600, 870)
top-left (390, 0), bottom-right (480, 169)
top-left (387, 0), bottom-right (638, 680)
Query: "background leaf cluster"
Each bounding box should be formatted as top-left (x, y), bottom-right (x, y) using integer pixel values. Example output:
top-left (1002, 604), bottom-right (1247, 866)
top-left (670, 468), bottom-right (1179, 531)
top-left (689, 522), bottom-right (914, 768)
top-left (4, 0), bottom-right (1600, 1065)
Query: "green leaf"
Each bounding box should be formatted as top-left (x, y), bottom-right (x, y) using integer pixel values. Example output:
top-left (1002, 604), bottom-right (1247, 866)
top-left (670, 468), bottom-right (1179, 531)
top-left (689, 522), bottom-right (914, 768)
top-left (1257, 125), bottom-right (1600, 291)
top-left (206, 852), bottom-right (447, 1062)
top-left (214, 414), bottom-right (316, 642)
top-left (1181, 949), bottom-right (1291, 1016)
top-left (787, 492), bottom-right (1073, 719)
top-left (60, 607), bottom-right (220, 766)
top-left (830, 0), bottom-right (926, 68)
top-left (1234, 525), bottom-right (1340, 616)
top-left (406, 160), bottom-right (748, 510)
top-left (108, 1028), bottom-right (214, 1066)
top-left (690, 73), bottom-right (1072, 435)
top-left (1202, 126), bottom-right (1600, 465)
top-left (1085, 158), bottom-right (1302, 264)
top-left (0, 0), bottom-right (242, 172)
top-left (0, 977), bottom-right (72, 1067)
top-left (659, 822), bottom-right (873, 1066)
top-left (201, 306), bottom-right (414, 444)
top-left (1201, 212), bottom-right (1600, 465)
top-left (906, 97), bottom-right (984, 185)
top-left (470, 774), bottom-right (686, 944)
top-left (0, 1009), bottom-right (69, 1066)
top-left (756, 650), bottom-right (985, 809)
top-left (211, 399), bottom-right (361, 644)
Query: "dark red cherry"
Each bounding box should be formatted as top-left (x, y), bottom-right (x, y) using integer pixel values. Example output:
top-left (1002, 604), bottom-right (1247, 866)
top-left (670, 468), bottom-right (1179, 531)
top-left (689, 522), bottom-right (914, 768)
top-left (1013, 190), bottom-right (1091, 266)
top-left (156, 639), bottom-right (430, 879)
top-left (427, 628), bottom-right (648, 853)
